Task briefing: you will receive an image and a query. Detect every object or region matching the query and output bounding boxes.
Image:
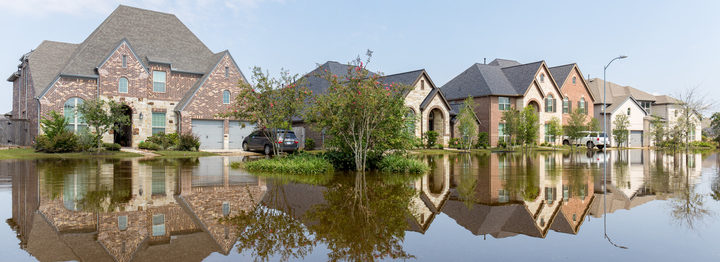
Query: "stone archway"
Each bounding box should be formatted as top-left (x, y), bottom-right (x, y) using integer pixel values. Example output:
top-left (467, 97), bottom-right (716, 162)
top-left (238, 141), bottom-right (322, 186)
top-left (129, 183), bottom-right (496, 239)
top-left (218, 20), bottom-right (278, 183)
top-left (427, 107), bottom-right (445, 135)
top-left (527, 100), bottom-right (541, 112)
top-left (114, 104), bottom-right (133, 147)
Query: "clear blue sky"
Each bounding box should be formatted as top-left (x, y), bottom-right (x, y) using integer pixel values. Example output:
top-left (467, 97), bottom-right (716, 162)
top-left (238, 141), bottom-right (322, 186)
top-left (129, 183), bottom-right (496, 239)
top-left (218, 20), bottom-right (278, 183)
top-left (2, 0), bottom-right (719, 113)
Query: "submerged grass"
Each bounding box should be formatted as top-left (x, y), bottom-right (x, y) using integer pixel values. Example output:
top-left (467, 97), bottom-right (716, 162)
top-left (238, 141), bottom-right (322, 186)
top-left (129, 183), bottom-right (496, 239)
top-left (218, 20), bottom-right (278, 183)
top-left (0, 148), bottom-right (143, 160)
top-left (377, 154), bottom-right (429, 174)
top-left (154, 150), bottom-right (217, 158)
top-left (235, 154), bottom-right (335, 175)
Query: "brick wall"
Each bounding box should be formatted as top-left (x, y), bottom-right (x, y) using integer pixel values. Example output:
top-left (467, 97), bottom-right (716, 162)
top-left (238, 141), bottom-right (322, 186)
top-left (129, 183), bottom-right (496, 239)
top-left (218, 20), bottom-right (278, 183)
top-left (559, 68), bottom-right (594, 125)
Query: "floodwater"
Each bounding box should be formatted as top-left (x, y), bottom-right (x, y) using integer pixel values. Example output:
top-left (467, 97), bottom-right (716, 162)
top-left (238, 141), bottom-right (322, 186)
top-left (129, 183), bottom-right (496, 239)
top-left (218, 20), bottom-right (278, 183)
top-left (1, 150), bottom-right (719, 261)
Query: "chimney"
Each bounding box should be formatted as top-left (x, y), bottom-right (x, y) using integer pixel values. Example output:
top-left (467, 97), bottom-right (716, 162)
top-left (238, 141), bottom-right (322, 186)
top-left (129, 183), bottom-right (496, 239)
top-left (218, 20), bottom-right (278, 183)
top-left (484, 58), bottom-right (487, 64)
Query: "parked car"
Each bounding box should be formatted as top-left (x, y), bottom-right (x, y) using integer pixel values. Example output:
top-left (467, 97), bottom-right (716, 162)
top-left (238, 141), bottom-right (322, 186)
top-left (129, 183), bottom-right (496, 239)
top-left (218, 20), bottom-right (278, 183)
top-left (242, 129), bottom-right (299, 155)
top-left (562, 131), bottom-right (609, 149)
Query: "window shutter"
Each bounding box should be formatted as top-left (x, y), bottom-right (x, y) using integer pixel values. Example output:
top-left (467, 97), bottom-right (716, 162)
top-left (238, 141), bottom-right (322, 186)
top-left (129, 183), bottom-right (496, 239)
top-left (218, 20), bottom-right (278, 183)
top-left (568, 100), bottom-right (572, 112)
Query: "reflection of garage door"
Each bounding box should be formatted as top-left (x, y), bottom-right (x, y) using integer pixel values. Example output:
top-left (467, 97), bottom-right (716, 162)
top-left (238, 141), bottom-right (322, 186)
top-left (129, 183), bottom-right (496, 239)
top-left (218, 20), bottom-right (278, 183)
top-left (630, 131), bottom-right (643, 147)
top-left (192, 120), bottom-right (224, 149)
top-left (229, 121), bottom-right (255, 149)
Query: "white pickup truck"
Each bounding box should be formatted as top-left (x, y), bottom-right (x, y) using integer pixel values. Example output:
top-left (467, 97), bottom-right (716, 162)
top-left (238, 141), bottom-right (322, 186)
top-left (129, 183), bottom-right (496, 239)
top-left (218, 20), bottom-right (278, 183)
top-left (562, 131), bottom-right (609, 149)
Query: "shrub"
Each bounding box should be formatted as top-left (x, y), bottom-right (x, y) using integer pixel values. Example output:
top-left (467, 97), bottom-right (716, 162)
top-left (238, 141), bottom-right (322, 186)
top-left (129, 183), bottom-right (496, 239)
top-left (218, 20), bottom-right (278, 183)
top-left (305, 138), bottom-right (316, 150)
top-left (423, 131), bottom-right (439, 148)
top-left (321, 150), bottom-right (383, 171)
top-left (138, 141), bottom-right (161, 151)
top-left (39, 110), bottom-right (69, 140)
top-left (242, 154), bottom-right (334, 175)
top-left (475, 132), bottom-right (489, 149)
top-left (377, 154), bottom-right (429, 174)
top-left (102, 143), bottom-right (121, 151)
top-left (177, 133), bottom-right (201, 151)
top-left (76, 130), bottom-right (97, 151)
top-left (448, 138), bottom-right (462, 149)
top-left (35, 131), bottom-right (78, 153)
top-left (498, 141), bottom-right (507, 148)
top-left (411, 137), bottom-right (424, 149)
top-left (690, 141), bottom-right (715, 148)
top-left (146, 133), bottom-right (179, 150)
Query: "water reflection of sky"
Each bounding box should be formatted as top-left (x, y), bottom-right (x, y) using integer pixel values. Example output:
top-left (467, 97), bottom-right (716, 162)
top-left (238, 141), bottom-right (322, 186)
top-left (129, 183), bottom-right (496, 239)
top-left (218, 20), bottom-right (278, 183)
top-left (1, 150), bottom-right (719, 261)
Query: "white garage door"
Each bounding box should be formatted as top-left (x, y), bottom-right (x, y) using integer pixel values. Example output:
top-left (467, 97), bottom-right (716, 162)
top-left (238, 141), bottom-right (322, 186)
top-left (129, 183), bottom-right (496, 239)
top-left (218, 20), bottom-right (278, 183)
top-left (630, 131), bottom-right (643, 147)
top-left (229, 121), bottom-right (255, 149)
top-left (192, 120), bottom-right (224, 149)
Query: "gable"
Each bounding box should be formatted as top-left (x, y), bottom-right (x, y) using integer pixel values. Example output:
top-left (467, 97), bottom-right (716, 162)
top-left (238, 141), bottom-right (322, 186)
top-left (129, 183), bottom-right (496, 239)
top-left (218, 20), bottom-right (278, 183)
top-left (176, 52), bottom-right (244, 112)
top-left (569, 66), bottom-right (595, 102)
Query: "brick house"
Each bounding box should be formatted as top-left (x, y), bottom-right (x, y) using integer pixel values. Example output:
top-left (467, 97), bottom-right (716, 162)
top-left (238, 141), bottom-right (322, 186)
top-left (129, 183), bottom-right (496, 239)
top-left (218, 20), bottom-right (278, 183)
top-left (292, 61), bottom-right (464, 148)
top-left (6, 5), bottom-right (251, 149)
top-left (441, 59), bottom-right (564, 147)
top-left (548, 63), bottom-right (596, 126)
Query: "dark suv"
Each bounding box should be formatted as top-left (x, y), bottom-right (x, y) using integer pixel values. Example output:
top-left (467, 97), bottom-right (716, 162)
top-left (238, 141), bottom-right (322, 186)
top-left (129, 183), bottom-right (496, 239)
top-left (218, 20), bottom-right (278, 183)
top-left (242, 130), bottom-right (299, 155)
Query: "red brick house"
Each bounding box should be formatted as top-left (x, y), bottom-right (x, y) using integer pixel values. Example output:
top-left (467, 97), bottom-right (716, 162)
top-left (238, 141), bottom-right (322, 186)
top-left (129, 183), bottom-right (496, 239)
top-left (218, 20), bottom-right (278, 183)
top-left (548, 63), bottom-right (595, 126)
top-left (6, 5), bottom-right (251, 149)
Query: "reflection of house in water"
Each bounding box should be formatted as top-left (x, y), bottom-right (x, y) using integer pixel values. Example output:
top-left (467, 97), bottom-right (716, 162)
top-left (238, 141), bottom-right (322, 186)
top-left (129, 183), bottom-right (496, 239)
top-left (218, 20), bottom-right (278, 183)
top-left (439, 153), bottom-right (594, 238)
top-left (7, 156), bottom-right (265, 262)
top-left (408, 154), bottom-right (451, 233)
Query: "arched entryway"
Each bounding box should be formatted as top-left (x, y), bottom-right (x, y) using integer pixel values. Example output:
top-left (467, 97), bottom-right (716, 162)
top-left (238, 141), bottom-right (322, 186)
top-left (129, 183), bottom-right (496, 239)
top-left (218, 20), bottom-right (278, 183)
top-left (114, 105), bottom-right (133, 147)
top-left (527, 100), bottom-right (540, 112)
top-left (427, 108), bottom-right (444, 135)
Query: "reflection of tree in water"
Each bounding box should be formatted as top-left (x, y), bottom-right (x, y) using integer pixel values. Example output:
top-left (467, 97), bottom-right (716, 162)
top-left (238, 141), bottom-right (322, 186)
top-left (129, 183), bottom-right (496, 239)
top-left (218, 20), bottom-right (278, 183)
top-left (712, 154), bottom-right (720, 201)
top-left (503, 154), bottom-right (540, 201)
top-left (307, 173), bottom-right (415, 261)
top-left (613, 150), bottom-right (630, 190)
top-left (668, 153), bottom-right (712, 230)
top-left (457, 153), bottom-right (482, 209)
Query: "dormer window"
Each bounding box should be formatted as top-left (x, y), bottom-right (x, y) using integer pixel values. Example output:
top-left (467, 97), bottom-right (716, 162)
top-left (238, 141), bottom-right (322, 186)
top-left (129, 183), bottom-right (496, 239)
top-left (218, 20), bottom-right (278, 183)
top-left (122, 55), bottom-right (127, 68)
top-left (540, 73), bottom-right (545, 82)
top-left (572, 76), bottom-right (576, 84)
top-left (153, 71), bottom-right (166, 92)
top-left (225, 67), bottom-right (229, 78)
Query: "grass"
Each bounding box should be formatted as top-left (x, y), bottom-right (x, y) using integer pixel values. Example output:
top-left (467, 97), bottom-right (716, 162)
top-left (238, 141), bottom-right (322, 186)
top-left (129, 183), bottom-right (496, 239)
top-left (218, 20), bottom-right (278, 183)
top-left (234, 154), bottom-right (334, 175)
top-left (0, 148), bottom-right (143, 160)
top-left (377, 154), bottom-right (429, 174)
top-left (153, 150), bottom-right (217, 158)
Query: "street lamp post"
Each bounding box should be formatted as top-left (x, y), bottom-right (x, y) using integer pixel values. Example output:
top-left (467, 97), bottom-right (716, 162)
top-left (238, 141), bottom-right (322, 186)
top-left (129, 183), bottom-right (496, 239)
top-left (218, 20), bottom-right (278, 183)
top-left (602, 55), bottom-right (627, 248)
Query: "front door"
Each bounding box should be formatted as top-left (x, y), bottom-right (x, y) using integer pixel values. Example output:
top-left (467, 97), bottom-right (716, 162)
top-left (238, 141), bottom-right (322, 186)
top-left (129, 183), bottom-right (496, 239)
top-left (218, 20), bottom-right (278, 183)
top-left (114, 105), bottom-right (133, 147)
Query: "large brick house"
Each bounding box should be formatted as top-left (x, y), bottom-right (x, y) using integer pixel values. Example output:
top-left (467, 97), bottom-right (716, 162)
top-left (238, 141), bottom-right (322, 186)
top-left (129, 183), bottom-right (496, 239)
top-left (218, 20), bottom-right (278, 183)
top-left (6, 5), bottom-right (251, 149)
top-left (441, 59), bottom-right (564, 147)
top-left (548, 63), bottom-right (596, 126)
top-left (293, 61), bottom-right (463, 148)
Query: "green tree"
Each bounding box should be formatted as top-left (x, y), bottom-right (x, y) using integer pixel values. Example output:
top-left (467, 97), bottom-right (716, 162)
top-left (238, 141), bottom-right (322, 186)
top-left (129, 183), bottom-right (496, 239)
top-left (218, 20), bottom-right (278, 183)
top-left (519, 105), bottom-right (540, 149)
top-left (307, 52), bottom-right (412, 171)
top-left (457, 97), bottom-right (478, 151)
top-left (675, 87), bottom-right (713, 151)
top-left (76, 99), bottom-right (129, 152)
top-left (587, 118), bottom-right (600, 132)
top-left (564, 108), bottom-right (587, 151)
top-left (221, 67), bottom-right (310, 156)
top-left (612, 114), bottom-right (630, 148)
top-left (39, 110), bottom-right (69, 139)
top-left (710, 112), bottom-right (720, 144)
top-left (501, 109), bottom-right (521, 146)
top-left (649, 115), bottom-right (667, 147)
top-left (546, 117), bottom-right (562, 149)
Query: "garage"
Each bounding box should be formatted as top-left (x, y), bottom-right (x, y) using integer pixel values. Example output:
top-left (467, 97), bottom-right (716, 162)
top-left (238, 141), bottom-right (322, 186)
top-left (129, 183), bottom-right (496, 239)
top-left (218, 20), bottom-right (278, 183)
top-left (191, 120), bottom-right (224, 149)
top-left (229, 121), bottom-right (255, 149)
top-left (629, 131), bottom-right (643, 147)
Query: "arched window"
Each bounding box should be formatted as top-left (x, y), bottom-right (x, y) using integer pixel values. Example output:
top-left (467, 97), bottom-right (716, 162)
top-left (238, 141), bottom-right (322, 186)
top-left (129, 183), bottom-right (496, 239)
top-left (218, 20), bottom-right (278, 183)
top-left (627, 107), bottom-right (631, 116)
top-left (545, 94), bottom-right (555, 112)
top-left (63, 97), bottom-right (86, 133)
top-left (405, 108), bottom-right (416, 134)
top-left (578, 97), bottom-right (587, 114)
top-left (572, 76), bottom-right (577, 84)
top-left (118, 77), bottom-right (128, 93)
top-left (562, 97), bottom-right (570, 113)
top-left (540, 73), bottom-right (545, 82)
top-left (222, 90), bottom-right (231, 104)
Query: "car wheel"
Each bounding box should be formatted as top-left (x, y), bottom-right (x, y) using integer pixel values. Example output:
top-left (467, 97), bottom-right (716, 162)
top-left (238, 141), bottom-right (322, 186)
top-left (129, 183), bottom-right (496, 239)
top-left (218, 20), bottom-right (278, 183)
top-left (242, 142), bottom-right (249, 151)
top-left (586, 141), bottom-right (594, 149)
top-left (563, 140), bottom-right (570, 146)
top-left (264, 145), bottom-right (272, 155)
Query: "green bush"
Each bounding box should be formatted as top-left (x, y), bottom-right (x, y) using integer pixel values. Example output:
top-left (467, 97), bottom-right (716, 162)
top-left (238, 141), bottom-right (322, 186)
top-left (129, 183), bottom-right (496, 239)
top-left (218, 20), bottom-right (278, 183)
top-left (76, 130), bottom-right (97, 151)
top-left (321, 150), bottom-right (383, 171)
top-left (35, 131), bottom-right (78, 153)
top-left (102, 143), bottom-right (121, 151)
top-left (690, 140), bottom-right (715, 148)
top-left (377, 154), bottom-right (429, 174)
top-left (423, 131), bottom-right (439, 148)
top-left (475, 132), bottom-right (489, 149)
top-left (177, 133), bottom-right (200, 151)
top-left (305, 138), bottom-right (315, 150)
top-left (146, 133), bottom-right (179, 150)
top-left (242, 154), bottom-right (334, 175)
top-left (448, 138), bottom-right (462, 149)
top-left (138, 141), bottom-right (161, 151)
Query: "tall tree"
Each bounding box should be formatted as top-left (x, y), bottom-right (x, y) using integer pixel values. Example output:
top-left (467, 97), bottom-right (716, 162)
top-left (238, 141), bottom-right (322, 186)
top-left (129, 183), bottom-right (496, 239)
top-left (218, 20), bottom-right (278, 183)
top-left (546, 117), bottom-right (562, 149)
top-left (649, 115), bottom-right (667, 147)
top-left (77, 99), bottom-right (129, 151)
top-left (501, 109), bottom-right (521, 146)
top-left (709, 112), bottom-right (720, 145)
top-left (587, 118), bottom-right (600, 132)
top-left (457, 97), bottom-right (479, 151)
top-left (612, 114), bottom-right (630, 148)
top-left (519, 105), bottom-right (540, 149)
top-left (675, 87), bottom-right (713, 151)
top-left (221, 67), bottom-right (310, 156)
top-left (563, 108), bottom-right (587, 151)
top-left (307, 51), bottom-right (412, 171)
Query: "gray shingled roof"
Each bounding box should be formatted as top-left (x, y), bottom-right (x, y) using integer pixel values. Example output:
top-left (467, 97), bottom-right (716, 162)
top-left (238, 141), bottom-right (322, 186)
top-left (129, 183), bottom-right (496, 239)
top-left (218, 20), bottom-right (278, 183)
top-left (299, 61), bottom-right (377, 96)
top-left (653, 95), bottom-right (680, 105)
top-left (381, 69), bottom-right (423, 87)
top-left (26, 41), bottom-right (79, 96)
top-left (488, 58), bottom-right (521, 67)
top-left (60, 5), bottom-right (215, 77)
top-left (548, 64), bottom-right (574, 88)
top-left (441, 60), bottom-right (544, 101)
top-left (587, 78), bottom-right (656, 105)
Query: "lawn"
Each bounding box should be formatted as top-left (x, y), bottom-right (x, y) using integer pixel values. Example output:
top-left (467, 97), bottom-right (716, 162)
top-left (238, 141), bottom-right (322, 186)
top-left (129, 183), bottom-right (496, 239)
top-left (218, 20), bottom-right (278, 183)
top-left (0, 148), bottom-right (144, 160)
top-left (153, 150), bottom-right (217, 158)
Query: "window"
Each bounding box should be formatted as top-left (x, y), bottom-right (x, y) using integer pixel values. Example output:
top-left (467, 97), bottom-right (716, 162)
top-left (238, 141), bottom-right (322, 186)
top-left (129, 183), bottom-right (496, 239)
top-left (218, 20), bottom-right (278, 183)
top-left (562, 97), bottom-right (570, 113)
top-left (545, 187), bottom-right (557, 205)
top-left (563, 185), bottom-right (570, 202)
top-left (572, 76), bottom-right (576, 84)
top-left (545, 94), bottom-right (555, 112)
top-left (225, 67), bottom-right (229, 78)
top-left (118, 215), bottom-right (128, 231)
top-left (498, 189), bottom-right (509, 203)
top-left (64, 98), bottom-right (86, 133)
top-left (540, 73), bottom-right (545, 82)
top-left (152, 112), bottom-right (166, 134)
top-left (498, 97), bottom-right (511, 110)
top-left (627, 107), bottom-right (631, 116)
top-left (421, 80), bottom-right (425, 90)
top-left (122, 55), bottom-right (127, 68)
top-left (118, 77), bottom-right (128, 93)
top-left (153, 71), bottom-right (166, 92)
top-left (578, 98), bottom-right (587, 114)
top-left (674, 109), bottom-right (678, 117)
top-left (152, 214), bottom-right (165, 236)
top-left (406, 108), bottom-right (416, 134)
top-left (498, 123), bottom-right (507, 142)
top-left (223, 90), bottom-right (231, 104)
top-left (641, 101), bottom-right (652, 114)
top-left (545, 123), bottom-right (554, 143)
top-left (152, 165), bottom-right (165, 195)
